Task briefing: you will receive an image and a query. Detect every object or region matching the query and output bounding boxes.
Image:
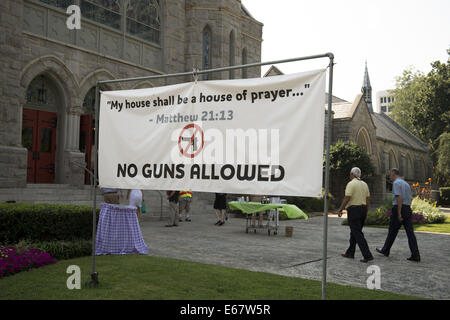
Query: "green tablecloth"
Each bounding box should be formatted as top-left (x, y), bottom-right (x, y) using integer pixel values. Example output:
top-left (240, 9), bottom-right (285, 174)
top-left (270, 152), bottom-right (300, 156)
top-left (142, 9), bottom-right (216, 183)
top-left (228, 202), bottom-right (308, 220)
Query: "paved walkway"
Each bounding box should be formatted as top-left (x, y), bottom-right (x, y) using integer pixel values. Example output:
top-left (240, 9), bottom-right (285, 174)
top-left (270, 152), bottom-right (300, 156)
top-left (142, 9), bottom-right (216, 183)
top-left (140, 213), bottom-right (450, 300)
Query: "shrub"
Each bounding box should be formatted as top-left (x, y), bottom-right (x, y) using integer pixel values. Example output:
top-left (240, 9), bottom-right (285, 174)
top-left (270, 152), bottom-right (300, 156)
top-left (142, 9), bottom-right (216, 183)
top-left (342, 196), bottom-right (446, 225)
top-left (0, 203), bottom-right (99, 244)
top-left (439, 187), bottom-right (450, 206)
top-left (16, 239), bottom-right (92, 260)
top-left (0, 246), bottom-right (56, 278)
top-left (285, 189), bottom-right (334, 213)
top-left (327, 141), bottom-right (375, 178)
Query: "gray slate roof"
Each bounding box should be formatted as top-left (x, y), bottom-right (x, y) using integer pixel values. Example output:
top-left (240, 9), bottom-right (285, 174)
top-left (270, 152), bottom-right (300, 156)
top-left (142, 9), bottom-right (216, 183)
top-left (372, 112), bottom-right (429, 152)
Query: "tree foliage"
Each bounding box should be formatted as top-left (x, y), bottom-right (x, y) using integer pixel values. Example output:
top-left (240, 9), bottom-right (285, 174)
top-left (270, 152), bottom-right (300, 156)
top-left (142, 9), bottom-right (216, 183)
top-left (390, 58), bottom-right (450, 162)
top-left (327, 141), bottom-right (374, 178)
top-left (436, 132), bottom-right (450, 186)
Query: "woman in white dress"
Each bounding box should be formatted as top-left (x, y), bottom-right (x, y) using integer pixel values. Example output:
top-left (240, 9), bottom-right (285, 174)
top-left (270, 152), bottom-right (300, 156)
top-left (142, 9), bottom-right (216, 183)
top-left (127, 189), bottom-right (143, 221)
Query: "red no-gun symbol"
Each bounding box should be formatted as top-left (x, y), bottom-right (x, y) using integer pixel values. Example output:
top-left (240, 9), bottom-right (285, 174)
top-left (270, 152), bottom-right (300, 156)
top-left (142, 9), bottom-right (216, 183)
top-left (178, 123), bottom-right (204, 158)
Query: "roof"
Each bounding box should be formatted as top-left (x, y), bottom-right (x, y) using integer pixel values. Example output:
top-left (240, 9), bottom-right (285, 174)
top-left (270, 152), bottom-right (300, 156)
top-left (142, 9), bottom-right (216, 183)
top-left (326, 94), bottom-right (363, 119)
top-left (372, 112), bottom-right (429, 153)
top-left (263, 66), bottom-right (284, 77)
top-left (325, 93), bottom-right (348, 104)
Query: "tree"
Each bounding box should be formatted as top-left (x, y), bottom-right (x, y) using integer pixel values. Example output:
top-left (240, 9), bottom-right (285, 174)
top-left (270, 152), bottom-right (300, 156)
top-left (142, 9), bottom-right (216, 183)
top-left (327, 141), bottom-right (375, 178)
top-left (436, 132), bottom-right (450, 186)
top-left (390, 56), bottom-right (450, 167)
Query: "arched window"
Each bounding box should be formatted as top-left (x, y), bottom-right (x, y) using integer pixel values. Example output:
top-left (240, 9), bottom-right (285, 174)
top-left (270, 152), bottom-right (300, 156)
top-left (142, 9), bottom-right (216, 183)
top-left (406, 154), bottom-right (414, 180)
top-left (242, 48), bottom-right (248, 79)
top-left (80, 0), bottom-right (122, 30)
top-left (388, 150), bottom-right (397, 170)
top-left (126, 0), bottom-right (161, 44)
top-left (202, 26), bottom-right (212, 80)
top-left (25, 75), bottom-right (59, 110)
top-left (229, 30), bottom-right (235, 79)
top-left (356, 127), bottom-right (371, 155)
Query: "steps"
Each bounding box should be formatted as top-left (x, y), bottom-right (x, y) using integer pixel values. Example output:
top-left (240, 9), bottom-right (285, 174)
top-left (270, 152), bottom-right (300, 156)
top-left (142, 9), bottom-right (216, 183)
top-left (0, 184), bottom-right (217, 219)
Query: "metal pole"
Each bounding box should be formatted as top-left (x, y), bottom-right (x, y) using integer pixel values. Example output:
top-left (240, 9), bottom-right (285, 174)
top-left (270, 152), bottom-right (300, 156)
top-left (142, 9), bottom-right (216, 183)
top-left (98, 53), bottom-right (331, 85)
top-left (322, 54), bottom-right (334, 300)
top-left (87, 84), bottom-right (100, 287)
top-left (95, 52), bottom-right (335, 297)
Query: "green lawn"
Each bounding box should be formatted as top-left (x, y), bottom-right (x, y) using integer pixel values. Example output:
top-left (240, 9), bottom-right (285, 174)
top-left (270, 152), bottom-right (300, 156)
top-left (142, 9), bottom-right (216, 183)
top-left (0, 255), bottom-right (422, 300)
top-left (366, 216), bottom-right (450, 234)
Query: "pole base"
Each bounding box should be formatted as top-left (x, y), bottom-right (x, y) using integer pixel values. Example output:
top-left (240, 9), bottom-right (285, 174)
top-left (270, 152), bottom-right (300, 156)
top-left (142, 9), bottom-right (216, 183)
top-left (86, 272), bottom-right (99, 288)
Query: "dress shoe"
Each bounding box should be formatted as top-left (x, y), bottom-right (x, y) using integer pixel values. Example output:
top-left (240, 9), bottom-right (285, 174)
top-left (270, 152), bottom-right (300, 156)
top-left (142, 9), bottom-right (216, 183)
top-left (376, 248), bottom-right (389, 257)
top-left (341, 253), bottom-right (354, 259)
top-left (360, 257), bottom-right (374, 263)
top-left (407, 256), bottom-right (421, 262)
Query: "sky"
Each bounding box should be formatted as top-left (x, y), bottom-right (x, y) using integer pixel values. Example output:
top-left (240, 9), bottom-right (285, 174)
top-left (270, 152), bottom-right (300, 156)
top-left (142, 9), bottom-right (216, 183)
top-left (242, 0), bottom-right (450, 107)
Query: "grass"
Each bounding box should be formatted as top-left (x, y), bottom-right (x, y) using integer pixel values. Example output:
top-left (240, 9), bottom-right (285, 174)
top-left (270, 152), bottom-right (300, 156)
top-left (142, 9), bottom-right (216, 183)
top-left (0, 255), bottom-right (422, 300)
top-left (366, 216), bottom-right (450, 234)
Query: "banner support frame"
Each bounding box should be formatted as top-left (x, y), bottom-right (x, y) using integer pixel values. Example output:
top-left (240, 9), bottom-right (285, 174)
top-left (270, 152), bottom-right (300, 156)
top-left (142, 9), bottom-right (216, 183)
top-left (91, 53), bottom-right (334, 299)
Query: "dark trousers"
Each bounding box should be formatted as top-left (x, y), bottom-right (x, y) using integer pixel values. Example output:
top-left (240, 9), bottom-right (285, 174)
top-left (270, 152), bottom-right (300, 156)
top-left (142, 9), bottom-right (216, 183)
top-left (346, 206), bottom-right (373, 259)
top-left (381, 205), bottom-right (420, 258)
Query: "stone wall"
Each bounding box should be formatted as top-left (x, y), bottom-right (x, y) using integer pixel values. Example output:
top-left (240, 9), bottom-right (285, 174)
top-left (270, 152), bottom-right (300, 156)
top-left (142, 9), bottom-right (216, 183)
top-left (0, 0), bottom-right (263, 188)
top-left (0, 0), bottom-right (28, 187)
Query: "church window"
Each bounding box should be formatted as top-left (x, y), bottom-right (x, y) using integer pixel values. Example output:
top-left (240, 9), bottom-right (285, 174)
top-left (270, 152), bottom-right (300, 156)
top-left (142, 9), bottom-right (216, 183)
top-left (229, 30), bottom-right (235, 79)
top-left (25, 75), bottom-right (58, 108)
top-left (39, 0), bottom-right (73, 10)
top-left (356, 127), bottom-right (371, 155)
top-left (381, 106), bottom-right (386, 112)
top-left (80, 0), bottom-right (122, 30)
top-left (203, 26), bottom-right (212, 80)
top-left (242, 48), bottom-right (248, 79)
top-left (126, 0), bottom-right (161, 44)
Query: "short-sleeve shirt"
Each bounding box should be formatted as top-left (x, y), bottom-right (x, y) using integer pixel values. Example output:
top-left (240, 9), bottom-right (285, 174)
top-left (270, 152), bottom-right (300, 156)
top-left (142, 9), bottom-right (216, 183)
top-left (392, 178), bottom-right (412, 206)
top-left (345, 178), bottom-right (370, 208)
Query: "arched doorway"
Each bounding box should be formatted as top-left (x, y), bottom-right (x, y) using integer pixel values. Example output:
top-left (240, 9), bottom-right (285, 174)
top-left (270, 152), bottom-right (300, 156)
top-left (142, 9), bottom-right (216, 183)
top-left (22, 75), bottom-right (61, 183)
top-left (80, 87), bottom-right (96, 184)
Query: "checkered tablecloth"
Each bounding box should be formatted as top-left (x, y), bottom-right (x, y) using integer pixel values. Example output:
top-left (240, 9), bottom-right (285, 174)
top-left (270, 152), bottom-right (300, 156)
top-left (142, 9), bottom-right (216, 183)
top-left (95, 203), bottom-right (148, 255)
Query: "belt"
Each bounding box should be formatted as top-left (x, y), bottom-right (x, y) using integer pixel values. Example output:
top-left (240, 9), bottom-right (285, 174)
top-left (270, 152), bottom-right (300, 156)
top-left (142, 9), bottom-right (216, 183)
top-left (347, 205), bottom-right (366, 208)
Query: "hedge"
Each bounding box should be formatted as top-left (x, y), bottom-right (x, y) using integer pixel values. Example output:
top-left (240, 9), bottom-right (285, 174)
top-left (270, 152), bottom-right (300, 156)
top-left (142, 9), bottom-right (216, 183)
top-left (285, 193), bottom-right (334, 213)
top-left (439, 187), bottom-right (450, 206)
top-left (0, 203), bottom-right (99, 244)
top-left (16, 239), bottom-right (93, 260)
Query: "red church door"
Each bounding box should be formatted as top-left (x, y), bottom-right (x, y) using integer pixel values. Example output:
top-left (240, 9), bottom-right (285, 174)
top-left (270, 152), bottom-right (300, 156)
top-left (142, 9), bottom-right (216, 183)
top-left (79, 114), bottom-right (93, 184)
top-left (22, 109), bottom-right (57, 183)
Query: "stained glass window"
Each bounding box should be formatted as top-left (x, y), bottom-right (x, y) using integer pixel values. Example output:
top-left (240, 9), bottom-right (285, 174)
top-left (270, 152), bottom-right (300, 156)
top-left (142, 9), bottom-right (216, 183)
top-left (126, 0), bottom-right (161, 44)
top-left (242, 48), bottom-right (247, 79)
top-left (39, 0), bottom-right (73, 10)
top-left (82, 87), bottom-right (96, 115)
top-left (229, 30), bottom-right (235, 79)
top-left (203, 26), bottom-right (211, 80)
top-left (25, 75), bottom-right (58, 107)
top-left (80, 0), bottom-right (121, 30)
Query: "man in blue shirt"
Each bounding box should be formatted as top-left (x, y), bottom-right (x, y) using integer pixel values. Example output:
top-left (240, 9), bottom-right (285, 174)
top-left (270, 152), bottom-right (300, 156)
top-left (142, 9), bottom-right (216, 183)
top-left (376, 168), bottom-right (421, 262)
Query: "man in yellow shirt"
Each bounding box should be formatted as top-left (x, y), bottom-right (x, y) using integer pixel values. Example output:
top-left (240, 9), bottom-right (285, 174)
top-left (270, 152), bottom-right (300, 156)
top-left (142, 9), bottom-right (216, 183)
top-left (337, 167), bottom-right (374, 263)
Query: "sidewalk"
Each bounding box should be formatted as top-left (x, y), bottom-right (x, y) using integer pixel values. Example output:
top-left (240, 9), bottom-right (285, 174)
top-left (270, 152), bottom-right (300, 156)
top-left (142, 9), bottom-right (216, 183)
top-left (140, 212), bottom-right (450, 300)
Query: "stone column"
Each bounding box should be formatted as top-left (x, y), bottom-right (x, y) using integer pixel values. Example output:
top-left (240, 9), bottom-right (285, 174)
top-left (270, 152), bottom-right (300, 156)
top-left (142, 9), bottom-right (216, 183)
top-left (0, 0), bottom-right (28, 187)
top-left (62, 112), bottom-right (84, 186)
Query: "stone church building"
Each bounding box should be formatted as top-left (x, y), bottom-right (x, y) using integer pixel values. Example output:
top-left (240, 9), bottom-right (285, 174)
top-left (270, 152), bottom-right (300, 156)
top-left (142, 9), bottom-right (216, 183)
top-left (0, 0), bottom-right (431, 205)
top-left (0, 0), bottom-right (262, 187)
top-left (266, 64), bottom-right (432, 204)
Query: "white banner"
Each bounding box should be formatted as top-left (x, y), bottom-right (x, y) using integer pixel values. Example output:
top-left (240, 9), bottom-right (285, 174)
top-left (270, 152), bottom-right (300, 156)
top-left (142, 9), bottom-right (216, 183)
top-left (99, 69), bottom-right (326, 197)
